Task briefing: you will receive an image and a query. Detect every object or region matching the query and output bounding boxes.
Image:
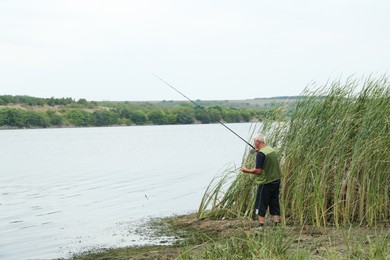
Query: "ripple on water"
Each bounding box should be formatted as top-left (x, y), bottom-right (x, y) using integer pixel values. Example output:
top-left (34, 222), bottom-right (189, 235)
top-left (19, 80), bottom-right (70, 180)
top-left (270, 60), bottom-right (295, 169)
top-left (0, 123), bottom-right (252, 260)
top-left (36, 211), bottom-right (62, 217)
top-left (20, 225), bottom-right (38, 229)
top-left (60, 194), bottom-right (81, 199)
top-left (9, 220), bottom-right (23, 224)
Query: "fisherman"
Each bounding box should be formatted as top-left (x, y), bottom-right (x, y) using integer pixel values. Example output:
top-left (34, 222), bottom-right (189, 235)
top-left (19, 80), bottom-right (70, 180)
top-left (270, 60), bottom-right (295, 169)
top-left (241, 133), bottom-right (282, 228)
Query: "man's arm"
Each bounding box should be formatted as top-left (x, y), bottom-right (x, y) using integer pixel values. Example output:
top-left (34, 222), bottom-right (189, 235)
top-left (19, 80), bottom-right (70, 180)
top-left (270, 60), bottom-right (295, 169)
top-left (241, 166), bottom-right (262, 174)
top-left (241, 151), bottom-right (265, 175)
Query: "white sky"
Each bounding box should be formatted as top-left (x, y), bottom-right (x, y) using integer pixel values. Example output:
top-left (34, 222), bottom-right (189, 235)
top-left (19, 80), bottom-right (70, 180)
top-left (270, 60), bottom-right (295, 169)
top-left (0, 0), bottom-right (389, 101)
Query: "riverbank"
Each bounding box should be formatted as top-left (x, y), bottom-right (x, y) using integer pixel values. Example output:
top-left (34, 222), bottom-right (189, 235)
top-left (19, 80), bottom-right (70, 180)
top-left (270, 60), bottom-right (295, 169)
top-left (71, 213), bottom-right (389, 259)
top-left (0, 96), bottom-right (292, 129)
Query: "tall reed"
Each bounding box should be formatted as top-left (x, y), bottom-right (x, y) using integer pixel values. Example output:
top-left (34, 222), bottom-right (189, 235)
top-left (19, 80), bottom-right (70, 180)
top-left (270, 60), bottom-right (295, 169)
top-left (198, 76), bottom-right (390, 227)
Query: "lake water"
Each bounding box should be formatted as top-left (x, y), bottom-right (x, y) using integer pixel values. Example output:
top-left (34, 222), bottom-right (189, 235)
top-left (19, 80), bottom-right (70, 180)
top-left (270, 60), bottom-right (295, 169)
top-left (0, 123), bottom-right (256, 260)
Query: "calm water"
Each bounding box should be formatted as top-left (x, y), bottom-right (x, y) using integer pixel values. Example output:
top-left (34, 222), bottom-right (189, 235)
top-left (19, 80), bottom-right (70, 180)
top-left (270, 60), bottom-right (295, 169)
top-left (0, 123), bottom-right (255, 260)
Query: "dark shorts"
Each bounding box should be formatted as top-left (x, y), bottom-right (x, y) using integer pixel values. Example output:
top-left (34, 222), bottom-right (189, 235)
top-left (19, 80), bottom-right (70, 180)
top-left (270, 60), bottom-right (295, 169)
top-left (254, 179), bottom-right (280, 217)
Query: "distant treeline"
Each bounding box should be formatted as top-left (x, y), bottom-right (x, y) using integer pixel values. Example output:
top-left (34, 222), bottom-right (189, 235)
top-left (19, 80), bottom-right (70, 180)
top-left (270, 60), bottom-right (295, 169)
top-left (0, 95), bottom-right (97, 108)
top-left (0, 95), bottom-right (282, 128)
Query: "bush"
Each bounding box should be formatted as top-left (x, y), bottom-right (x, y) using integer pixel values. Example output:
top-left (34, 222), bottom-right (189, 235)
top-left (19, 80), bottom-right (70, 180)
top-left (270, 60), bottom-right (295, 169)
top-left (64, 109), bottom-right (92, 126)
top-left (25, 111), bottom-right (49, 127)
top-left (148, 110), bottom-right (168, 125)
top-left (174, 107), bottom-right (195, 124)
top-left (46, 110), bottom-right (63, 126)
top-left (92, 110), bottom-right (118, 126)
top-left (129, 110), bottom-right (148, 125)
top-left (0, 108), bottom-right (27, 127)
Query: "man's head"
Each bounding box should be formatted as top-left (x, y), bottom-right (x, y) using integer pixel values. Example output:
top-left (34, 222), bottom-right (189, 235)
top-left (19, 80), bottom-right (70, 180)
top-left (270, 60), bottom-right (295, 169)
top-left (253, 133), bottom-right (266, 149)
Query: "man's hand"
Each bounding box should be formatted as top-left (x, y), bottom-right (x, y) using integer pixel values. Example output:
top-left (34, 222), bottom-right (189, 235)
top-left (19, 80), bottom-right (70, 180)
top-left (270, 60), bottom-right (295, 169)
top-left (241, 166), bottom-right (250, 173)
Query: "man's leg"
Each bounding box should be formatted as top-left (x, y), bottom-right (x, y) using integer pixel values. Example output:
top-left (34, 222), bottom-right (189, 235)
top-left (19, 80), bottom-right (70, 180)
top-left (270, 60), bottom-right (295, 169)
top-left (258, 183), bottom-right (271, 226)
top-left (271, 215), bottom-right (280, 223)
top-left (258, 215), bottom-right (265, 226)
top-left (254, 184), bottom-right (264, 223)
top-left (269, 180), bottom-right (281, 225)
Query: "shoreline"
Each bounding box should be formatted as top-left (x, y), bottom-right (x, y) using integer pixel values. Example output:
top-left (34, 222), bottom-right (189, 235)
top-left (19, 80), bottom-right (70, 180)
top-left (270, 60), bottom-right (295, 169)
top-left (71, 213), bottom-right (390, 259)
top-left (0, 121), bottom-right (257, 131)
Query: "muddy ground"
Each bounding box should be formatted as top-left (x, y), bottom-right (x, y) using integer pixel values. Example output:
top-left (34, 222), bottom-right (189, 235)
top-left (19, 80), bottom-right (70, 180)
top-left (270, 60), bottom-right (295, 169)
top-left (72, 213), bottom-right (389, 259)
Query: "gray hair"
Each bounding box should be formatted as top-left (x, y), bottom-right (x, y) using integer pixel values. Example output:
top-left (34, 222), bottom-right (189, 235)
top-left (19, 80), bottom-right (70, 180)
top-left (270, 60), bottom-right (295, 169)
top-left (253, 133), bottom-right (266, 143)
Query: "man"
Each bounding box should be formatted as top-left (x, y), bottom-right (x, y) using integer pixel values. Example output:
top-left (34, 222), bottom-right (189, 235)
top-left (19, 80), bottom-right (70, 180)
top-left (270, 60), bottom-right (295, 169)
top-left (241, 133), bottom-right (281, 227)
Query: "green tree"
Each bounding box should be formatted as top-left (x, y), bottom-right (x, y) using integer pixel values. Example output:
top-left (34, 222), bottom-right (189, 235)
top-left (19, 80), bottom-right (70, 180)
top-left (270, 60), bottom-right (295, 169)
top-left (117, 118), bottom-right (133, 125)
top-left (77, 98), bottom-right (89, 106)
top-left (148, 110), bottom-right (168, 125)
top-left (223, 109), bottom-right (241, 123)
top-left (58, 97), bottom-right (74, 106)
top-left (0, 108), bottom-right (8, 126)
top-left (115, 107), bottom-right (131, 119)
top-left (64, 109), bottom-right (92, 126)
top-left (35, 98), bottom-right (45, 106)
top-left (239, 109), bottom-right (252, 122)
top-left (166, 112), bottom-right (177, 124)
top-left (129, 110), bottom-right (148, 125)
top-left (46, 110), bottom-right (63, 126)
top-left (25, 111), bottom-right (49, 127)
top-left (207, 107), bottom-right (222, 123)
top-left (194, 107), bottom-right (211, 124)
top-left (92, 110), bottom-right (118, 126)
top-left (175, 107), bottom-right (195, 124)
top-left (47, 97), bottom-right (56, 106)
top-left (0, 108), bottom-right (27, 127)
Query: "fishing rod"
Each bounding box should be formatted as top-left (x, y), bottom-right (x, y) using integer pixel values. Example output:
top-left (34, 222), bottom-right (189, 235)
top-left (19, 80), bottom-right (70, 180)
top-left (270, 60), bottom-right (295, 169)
top-left (153, 74), bottom-right (256, 150)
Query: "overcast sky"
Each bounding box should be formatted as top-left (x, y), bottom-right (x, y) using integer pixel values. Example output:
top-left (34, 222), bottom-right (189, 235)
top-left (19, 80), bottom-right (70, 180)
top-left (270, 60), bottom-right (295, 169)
top-left (0, 0), bottom-right (389, 101)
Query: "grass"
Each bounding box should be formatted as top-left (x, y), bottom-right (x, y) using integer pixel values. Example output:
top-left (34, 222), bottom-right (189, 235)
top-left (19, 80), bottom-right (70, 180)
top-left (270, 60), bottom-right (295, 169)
top-left (72, 214), bottom-right (390, 259)
top-left (198, 76), bottom-right (390, 228)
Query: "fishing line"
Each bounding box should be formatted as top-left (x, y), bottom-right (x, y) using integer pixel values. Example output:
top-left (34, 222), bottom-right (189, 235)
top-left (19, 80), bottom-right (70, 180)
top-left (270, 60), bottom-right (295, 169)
top-left (153, 74), bottom-right (256, 150)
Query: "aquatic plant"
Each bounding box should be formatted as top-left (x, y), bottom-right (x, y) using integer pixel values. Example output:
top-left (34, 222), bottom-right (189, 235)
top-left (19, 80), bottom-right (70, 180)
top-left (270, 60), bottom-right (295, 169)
top-left (198, 76), bottom-right (390, 227)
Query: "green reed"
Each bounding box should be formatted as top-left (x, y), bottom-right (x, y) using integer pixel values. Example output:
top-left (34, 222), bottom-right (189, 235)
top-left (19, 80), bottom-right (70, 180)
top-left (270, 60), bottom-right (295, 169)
top-left (198, 76), bottom-right (389, 227)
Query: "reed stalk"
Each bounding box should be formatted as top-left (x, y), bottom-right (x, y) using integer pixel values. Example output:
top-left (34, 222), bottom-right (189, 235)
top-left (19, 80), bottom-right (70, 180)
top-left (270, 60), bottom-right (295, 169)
top-left (198, 76), bottom-right (390, 227)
